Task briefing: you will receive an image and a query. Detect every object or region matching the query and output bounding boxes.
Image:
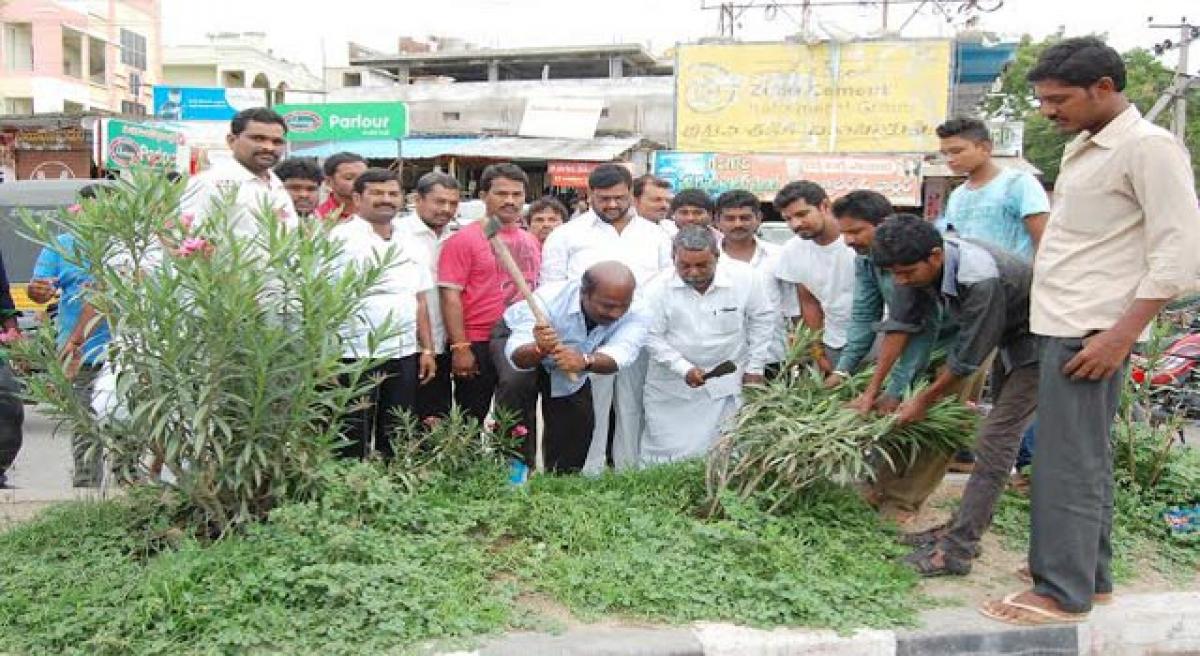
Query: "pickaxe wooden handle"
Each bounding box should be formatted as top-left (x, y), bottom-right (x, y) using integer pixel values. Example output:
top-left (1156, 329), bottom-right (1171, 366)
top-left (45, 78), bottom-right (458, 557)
top-left (485, 218), bottom-right (579, 382)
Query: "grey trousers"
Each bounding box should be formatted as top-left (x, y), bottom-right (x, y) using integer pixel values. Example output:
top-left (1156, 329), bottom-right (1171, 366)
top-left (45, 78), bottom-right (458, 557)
top-left (1030, 336), bottom-right (1124, 613)
top-left (0, 363), bottom-right (24, 485)
top-left (71, 365), bottom-right (104, 487)
top-left (942, 362), bottom-right (1039, 559)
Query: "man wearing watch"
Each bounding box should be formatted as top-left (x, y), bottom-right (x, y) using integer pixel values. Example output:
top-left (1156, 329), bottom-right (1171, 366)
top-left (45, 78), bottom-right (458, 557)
top-left (505, 261), bottom-right (647, 474)
top-left (330, 169), bottom-right (437, 460)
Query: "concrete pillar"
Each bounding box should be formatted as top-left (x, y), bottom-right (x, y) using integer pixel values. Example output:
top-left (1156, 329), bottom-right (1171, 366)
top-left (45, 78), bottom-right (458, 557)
top-left (488, 60), bottom-right (500, 82)
top-left (609, 56), bottom-right (624, 78)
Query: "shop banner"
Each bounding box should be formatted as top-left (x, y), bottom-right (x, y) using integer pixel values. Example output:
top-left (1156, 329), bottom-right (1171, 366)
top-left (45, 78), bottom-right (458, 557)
top-left (675, 40), bottom-right (952, 153)
top-left (104, 120), bottom-right (180, 171)
top-left (653, 151), bottom-right (923, 207)
top-left (548, 161), bottom-right (600, 188)
top-left (274, 102), bottom-right (408, 141)
top-left (153, 86), bottom-right (268, 121)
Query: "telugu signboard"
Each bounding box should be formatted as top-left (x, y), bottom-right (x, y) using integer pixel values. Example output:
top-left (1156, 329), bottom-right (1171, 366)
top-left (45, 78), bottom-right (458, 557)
top-left (274, 102), bottom-right (408, 142)
top-left (652, 151), bottom-right (923, 207)
top-left (103, 120), bottom-right (180, 171)
top-left (152, 86), bottom-right (268, 121)
top-left (675, 40), bottom-right (953, 154)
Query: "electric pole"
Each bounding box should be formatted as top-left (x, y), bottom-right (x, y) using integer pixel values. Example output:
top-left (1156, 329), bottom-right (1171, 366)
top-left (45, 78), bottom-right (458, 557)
top-left (1147, 17), bottom-right (1198, 141)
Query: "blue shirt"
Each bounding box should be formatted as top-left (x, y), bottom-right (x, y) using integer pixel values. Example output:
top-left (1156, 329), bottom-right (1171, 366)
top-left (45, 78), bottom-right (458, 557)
top-left (32, 234), bottom-right (111, 365)
top-left (937, 168), bottom-right (1049, 260)
top-left (504, 280), bottom-right (649, 398)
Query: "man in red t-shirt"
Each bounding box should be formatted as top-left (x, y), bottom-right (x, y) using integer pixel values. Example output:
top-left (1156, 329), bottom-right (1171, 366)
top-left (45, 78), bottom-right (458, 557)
top-left (317, 152), bottom-right (367, 220)
top-left (438, 163), bottom-right (542, 423)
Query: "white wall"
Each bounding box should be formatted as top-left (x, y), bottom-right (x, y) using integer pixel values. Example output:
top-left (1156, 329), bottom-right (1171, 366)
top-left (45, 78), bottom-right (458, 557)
top-left (163, 64), bottom-right (218, 87)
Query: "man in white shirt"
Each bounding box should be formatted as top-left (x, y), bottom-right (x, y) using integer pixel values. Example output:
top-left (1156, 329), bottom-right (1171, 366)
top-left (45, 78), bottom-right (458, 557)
top-left (399, 171), bottom-right (459, 423)
top-left (331, 168), bottom-right (436, 460)
top-left (541, 164), bottom-right (672, 473)
top-left (773, 181), bottom-right (858, 374)
top-left (180, 108), bottom-right (298, 239)
top-left (633, 174), bottom-right (673, 234)
top-left (714, 189), bottom-right (799, 376)
top-left (642, 226), bottom-right (775, 465)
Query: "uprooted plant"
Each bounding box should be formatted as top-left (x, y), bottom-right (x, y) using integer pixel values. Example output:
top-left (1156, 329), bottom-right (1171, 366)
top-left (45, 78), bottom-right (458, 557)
top-left (704, 329), bottom-right (977, 517)
top-left (14, 169), bottom-right (399, 537)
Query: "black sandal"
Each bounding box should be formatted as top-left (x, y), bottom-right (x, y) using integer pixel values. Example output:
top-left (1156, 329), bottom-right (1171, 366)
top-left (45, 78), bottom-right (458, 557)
top-left (903, 545), bottom-right (973, 577)
top-left (899, 522), bottom-right (949, 547)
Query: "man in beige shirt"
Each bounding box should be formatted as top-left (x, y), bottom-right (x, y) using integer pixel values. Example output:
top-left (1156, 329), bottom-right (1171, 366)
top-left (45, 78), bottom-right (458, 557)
top-left (982, 37), bottom-right (1200, 626)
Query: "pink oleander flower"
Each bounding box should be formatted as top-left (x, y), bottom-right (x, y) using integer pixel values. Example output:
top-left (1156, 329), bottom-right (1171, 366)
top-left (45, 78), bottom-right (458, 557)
top-left (180, 213), bottom-right (195, 231)
top-left (176, 237), bottom-right (211, 257)
top-left (511, 425), bottom-right (529, 437)
top-left (0, 328), bottom-right (22, 345)
top-left (67, 204), bottom-right (82, 215)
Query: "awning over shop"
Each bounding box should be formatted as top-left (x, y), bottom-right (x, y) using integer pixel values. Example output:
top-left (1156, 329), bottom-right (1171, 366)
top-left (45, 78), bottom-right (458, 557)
top-left (921, 156), bottom-right (1042, 177)
top-left (434, 136), bottom-right (645, 162)
top-left (289, 137), bottom-right (475, 159)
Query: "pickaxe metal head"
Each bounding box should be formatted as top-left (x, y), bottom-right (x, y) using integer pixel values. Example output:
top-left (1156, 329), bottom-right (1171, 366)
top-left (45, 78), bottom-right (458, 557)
top-left (481, 214), bottom-right (504, 239)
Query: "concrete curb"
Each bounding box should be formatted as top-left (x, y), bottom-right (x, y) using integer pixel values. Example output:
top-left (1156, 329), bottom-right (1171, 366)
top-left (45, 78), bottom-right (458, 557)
top-left (460, 591), bottom-right (1200, 656)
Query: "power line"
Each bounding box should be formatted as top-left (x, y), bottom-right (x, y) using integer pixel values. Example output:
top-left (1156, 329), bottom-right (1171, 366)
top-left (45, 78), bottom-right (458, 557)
top-left (1146, 16), bottom-right (1196, 140)
top-left (699, 0), bottom-right (1001, 38)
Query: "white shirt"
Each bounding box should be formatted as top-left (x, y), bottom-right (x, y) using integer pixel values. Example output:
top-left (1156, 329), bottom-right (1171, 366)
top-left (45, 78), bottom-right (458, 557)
top-left (397, 213), bottom-right (453, 354)
top-left (540, 210), bottom-right (672, 290)
top-left (181, 157), bottom-right (298, 239)
top-left (643, 258), bottom-right (776, 393)
top-left (331, 216), bottom-right (433, 359)
top-left (723, 237), bottom-right (799, 364)
top-left (775, 235), bottom-right (857, 349)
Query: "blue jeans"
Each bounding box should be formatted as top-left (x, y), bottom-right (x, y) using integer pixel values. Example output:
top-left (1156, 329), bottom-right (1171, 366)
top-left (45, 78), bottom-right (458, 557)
top-left (1016, 419), bottom-right (1036, 470)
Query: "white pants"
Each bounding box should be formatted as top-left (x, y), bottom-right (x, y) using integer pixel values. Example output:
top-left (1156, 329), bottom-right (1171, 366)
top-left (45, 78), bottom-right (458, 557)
top-left (582, 351), bottom-right (648, 475)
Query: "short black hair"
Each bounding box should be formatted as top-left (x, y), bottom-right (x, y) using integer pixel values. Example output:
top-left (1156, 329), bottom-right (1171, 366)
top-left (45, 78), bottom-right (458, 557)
top-left (588, 163), bottom-right (633, 191)
top-left (1027, 36), bottom-right (1126, 91)
top-left (323, 152), bottom-right (367, 178)
top-left (415, 171), bottom-right (460, 196)
top-left (231, 107), bottom-right (287, 136)
top-left (714, 189), bottom-right (761, 217)
top-left (936, 117), bottom-right (991, 143)
top-left (77, 184), bottom-right (103, 200)
top-left (479, 163), bottom-right (529, 193)
top-left (353, 167), bottom-right (401, 195)
top-left (773, 180), bottom-right (828, 212)
top-left (669, 188), bottom-right (714, 216)
top-left (526, 196), bottom-right (568, 220)
top-left (831, 190), bottom-right (894, 226)
top-left (871, 214), bottom-right (943, 268)
top-left (274, 157), bottom-right (323, 184)
top-left (633, 174), bottom-right (671, 198)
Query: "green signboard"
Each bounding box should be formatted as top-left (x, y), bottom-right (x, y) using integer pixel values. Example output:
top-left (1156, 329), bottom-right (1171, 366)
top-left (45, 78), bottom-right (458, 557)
top-left (274, 102), bottom-right (409, 142)
top-left (105, 119), bottom-right (180, 171)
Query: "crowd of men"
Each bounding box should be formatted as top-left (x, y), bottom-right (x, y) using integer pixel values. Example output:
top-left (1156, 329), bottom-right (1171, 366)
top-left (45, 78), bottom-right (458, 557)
top-left (0, 37), bottom-right (1198, 627)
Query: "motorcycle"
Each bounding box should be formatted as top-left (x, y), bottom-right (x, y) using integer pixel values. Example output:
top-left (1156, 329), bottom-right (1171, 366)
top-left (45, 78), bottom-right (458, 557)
top-left (1130, 307), bottom-right (1200, 427)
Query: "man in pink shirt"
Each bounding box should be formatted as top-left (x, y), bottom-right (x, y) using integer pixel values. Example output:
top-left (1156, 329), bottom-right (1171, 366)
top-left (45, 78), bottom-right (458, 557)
top-left (438, 163), bottom-right (542, 423)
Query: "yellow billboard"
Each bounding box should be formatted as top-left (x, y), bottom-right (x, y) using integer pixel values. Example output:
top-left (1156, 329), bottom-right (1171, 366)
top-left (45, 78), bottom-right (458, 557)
top-left (675, 40), bottom-right (953, 153)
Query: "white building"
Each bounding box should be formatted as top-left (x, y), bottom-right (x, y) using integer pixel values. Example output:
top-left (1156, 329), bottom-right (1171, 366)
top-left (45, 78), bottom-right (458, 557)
top-left (163, 32), bottom-right (323, 105)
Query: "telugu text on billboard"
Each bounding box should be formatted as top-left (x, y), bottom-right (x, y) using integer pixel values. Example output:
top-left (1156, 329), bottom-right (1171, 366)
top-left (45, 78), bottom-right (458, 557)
top-left (675, 40), bottom-right (953, 154)
top-left (652, 151), bottom-right (923, 207)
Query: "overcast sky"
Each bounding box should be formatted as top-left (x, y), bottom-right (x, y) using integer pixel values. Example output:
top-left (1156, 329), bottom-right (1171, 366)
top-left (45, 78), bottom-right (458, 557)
top-left (160, 0), bottom-right (1193, 74)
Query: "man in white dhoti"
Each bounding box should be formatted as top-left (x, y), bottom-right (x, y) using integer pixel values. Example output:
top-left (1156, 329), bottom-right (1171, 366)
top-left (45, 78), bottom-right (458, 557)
top-left (641, 226), bottom-right (776, 465)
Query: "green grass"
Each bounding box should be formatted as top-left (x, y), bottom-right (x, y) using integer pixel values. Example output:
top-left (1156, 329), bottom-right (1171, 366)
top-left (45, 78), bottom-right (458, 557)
top-left (0, 462), bottom-right (922, 655)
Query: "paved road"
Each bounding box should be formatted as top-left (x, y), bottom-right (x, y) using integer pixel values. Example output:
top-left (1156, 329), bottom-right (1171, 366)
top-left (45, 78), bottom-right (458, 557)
top-left (6, 406), bottom-right (73, 490)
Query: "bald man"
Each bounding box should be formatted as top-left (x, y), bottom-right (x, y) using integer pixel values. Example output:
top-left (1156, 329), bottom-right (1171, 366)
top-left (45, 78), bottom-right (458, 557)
top-left (505, 261), bottom-right (650, 474)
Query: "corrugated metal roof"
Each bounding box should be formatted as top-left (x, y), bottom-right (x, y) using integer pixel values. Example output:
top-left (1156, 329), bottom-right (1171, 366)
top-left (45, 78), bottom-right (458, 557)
top-left (289, 137), bottom-right (475, 159)
top-left (437, 136), bottom-right (646, 161)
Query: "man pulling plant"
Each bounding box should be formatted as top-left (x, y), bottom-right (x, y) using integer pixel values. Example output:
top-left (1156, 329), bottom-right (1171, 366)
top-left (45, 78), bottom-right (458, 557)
top-left (871, 214), bottom-right (1039, 577)
top-left (504, 261), bottom-right (648, 474)
top-left (821, 190), bottom-right (961, 521)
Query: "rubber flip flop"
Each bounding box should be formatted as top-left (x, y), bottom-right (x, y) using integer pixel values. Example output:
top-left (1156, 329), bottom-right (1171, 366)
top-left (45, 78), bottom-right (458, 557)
top-left (979, 592), bottom-right (1090, 627)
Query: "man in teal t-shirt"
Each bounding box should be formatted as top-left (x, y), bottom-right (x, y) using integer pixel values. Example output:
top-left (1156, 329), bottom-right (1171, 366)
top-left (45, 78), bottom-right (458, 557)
top-left (936, 118), bottom-right (1051, 260)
